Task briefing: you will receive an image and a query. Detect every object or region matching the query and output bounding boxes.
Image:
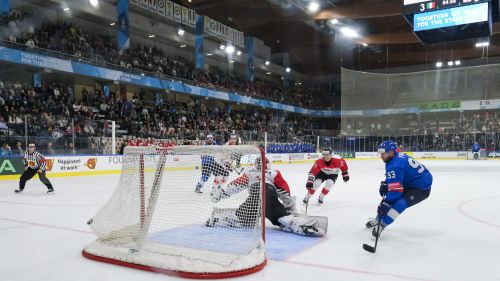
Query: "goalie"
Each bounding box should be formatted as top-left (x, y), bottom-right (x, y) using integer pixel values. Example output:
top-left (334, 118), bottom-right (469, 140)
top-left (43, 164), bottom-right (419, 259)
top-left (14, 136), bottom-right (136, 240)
top-left (208, 156), bottom-right (327, 236)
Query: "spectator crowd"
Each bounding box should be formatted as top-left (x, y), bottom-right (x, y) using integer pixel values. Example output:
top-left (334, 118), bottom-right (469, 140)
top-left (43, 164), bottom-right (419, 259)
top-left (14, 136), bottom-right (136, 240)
top-left (0, 77), bottom-right (316, 154)
top-left (0, 10), bottom-right (335, 109)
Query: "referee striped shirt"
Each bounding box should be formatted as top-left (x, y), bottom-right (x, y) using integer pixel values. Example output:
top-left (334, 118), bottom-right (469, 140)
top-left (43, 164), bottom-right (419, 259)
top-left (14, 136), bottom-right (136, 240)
top-left (24, 151), bottom-right (47, 171)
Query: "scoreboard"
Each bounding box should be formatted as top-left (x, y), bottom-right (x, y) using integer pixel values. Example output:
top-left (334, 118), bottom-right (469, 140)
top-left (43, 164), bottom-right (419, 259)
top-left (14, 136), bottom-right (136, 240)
top-left (403, 0), bottom-right (490, 14)
top-left (403, 0), bottom-right (493, 43)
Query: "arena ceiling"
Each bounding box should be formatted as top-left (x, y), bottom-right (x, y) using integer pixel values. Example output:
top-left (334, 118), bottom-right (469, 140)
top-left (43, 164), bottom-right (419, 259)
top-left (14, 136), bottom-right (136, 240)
top-left (182, 0), bottom-right (500, 75)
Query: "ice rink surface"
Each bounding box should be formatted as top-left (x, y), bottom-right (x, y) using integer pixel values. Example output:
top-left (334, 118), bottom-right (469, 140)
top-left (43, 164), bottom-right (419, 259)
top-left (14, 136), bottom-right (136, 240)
top-left (1, 159), bottom-right (499, 281)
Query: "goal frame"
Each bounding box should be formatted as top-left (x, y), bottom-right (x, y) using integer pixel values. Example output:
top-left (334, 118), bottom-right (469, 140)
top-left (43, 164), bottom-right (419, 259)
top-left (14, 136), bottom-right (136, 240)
top-left (82, 145), bottom-right (267, 279)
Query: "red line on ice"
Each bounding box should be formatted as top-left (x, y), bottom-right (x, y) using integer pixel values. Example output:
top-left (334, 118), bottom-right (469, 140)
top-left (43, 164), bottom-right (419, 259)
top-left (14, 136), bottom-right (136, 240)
top-left (280, 260), bottom-right (444, 281)
top-left (457, 195), bottom-right (500, 229)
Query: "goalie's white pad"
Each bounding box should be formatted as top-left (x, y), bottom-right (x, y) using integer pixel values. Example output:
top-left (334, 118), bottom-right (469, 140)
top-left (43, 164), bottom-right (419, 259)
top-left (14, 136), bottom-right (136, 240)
top-left (278, 213), bottom-right (328, 237)
top-left (205, 208), bottom-right (242, 228)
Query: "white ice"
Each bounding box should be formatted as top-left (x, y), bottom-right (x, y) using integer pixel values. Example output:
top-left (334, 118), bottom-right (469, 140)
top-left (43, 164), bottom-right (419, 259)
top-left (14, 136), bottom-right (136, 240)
top-left (1, 159), bottom-right (500, 281)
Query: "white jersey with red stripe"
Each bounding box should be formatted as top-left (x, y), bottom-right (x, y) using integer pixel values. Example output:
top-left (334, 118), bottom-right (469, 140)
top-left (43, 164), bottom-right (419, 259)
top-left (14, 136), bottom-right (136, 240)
top-left (264, 169), bottom-right (290, 194)
top-left (214, 167), bottom-right (296, 211)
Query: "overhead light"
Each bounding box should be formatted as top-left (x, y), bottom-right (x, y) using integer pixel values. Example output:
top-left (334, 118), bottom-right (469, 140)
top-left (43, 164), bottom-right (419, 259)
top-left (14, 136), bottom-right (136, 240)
top-left (225, 45), bottom-right (235, 54)
top-left (180, 44), bottom-right (186, 48)
top-left (436, 62), bottom-right (443, 68)
top-left (148, 34), bottom-right (155, 38)
top-left (109, 22), bottom-right (116, 26)
top-left (447, 61), bottom-right (454, 66)
top-left (230, 60), bottom-right (235, 63)
top-left (475, 41), bottom-right (489, 48)
top-left (285, 67), bottom-right (291, 73)
top-left (330, 19), bottom-right (339, 25)
top-left (340, 27), bottom-right (359, 38)
top-left (362, 43), bottom-right (368, 47)
top-left (207, 53), bottom-right (213, 56)
top-left (266, 72), bottom-right (272, 75)
top-left (89, 0), bottom-right (99, 8)
top-left (455, 60), bottom-right (461, 66)
top-left (298, 82), bottom-right (302, 85)
top-left (219, 44), bottom-right (225, 50)
top-left (236, 50), bottom-right (242, 56)
top-left (265, 60), bottom-right (270, 66)
top-left (63, 7), bottom-right (70, 11)
top-left (178, 29), bottom-right (185, 36)
top-left (308, 2), bottom-right (320, 12)
top-left (141, 73), bottom-right (145, 76)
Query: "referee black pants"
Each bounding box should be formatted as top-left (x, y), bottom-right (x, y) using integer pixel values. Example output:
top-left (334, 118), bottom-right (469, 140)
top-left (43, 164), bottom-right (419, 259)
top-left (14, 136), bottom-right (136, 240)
top-left (19, 169), bottom-right (54, 190)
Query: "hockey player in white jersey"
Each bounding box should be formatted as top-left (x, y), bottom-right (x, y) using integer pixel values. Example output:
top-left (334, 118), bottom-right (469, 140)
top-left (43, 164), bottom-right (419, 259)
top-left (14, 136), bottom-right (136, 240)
top-left (208, 156), bottom-right (327, 236)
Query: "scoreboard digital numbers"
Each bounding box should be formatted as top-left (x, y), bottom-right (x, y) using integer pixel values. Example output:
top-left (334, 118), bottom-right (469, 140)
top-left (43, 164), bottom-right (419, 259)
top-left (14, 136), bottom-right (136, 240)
top-left (413, 2), bottom-right (489, 31)
top-left (403, 0), bottom-right (490, 15)
top-left (403, 0), bottom-right (492, 43)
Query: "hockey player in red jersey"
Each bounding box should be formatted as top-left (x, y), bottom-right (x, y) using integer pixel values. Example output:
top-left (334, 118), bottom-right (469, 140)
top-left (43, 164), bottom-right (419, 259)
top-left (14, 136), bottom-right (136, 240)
top-left (303, 150), bottom-right (350, 204)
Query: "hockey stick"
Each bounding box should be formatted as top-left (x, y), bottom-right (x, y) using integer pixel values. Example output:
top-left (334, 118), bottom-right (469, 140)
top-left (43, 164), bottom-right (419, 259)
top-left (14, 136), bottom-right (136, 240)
top-left (362, 214), bottom-right (382, 253)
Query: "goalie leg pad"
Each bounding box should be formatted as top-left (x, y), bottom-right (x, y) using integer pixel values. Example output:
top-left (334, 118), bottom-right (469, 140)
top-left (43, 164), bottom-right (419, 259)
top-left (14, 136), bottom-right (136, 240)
top-left (278, 214), bottom-right (328, 237)
top-left (205, 208), bottom-right (242, 228)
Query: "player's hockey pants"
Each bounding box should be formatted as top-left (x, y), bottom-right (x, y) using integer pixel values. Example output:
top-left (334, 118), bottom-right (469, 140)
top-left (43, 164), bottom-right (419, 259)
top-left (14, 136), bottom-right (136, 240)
top-left (381, 188), bottom-right (431, 227)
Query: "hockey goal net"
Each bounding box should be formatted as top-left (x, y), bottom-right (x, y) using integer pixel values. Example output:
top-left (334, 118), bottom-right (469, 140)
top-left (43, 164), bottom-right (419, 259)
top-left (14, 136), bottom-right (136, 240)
top-left (466, 150), bottom-right (487, 160)
top-left (82, 145), bottom-right (266, 279)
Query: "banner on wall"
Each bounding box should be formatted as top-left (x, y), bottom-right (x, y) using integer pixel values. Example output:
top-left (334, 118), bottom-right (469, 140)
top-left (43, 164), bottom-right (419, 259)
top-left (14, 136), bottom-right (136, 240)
top-left (173, 3), bottom-right (181, 23)
top-left (418, 100), bottom-right (461, 111)
top-left (487, 151), bottom-right (500, 158)
top-left (117, 0), bottom-right (130, 51)
top-left (157, 0), bottom-right (165, 16)
top-left (0, 157), bottom-right (25, 175)
top-left (129, 0), bottom-right (244, 47)
top-left (148, 0), bottom-right (157, 12)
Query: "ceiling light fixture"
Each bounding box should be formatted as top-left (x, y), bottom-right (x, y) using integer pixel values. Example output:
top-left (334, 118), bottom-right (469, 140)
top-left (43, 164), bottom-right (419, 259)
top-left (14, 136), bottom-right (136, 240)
top-left (308, 2), bottom-right (320, 12)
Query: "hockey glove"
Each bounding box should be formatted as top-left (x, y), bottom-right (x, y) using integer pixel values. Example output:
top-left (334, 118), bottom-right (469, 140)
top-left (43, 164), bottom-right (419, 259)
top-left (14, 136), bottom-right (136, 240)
top-left (379, 181), bottom-right (388, 197)
top-left (342, 171), bottom-right (350, 182)
top-left (306, 174), bottom-right (315, 189)
top-left (377, 201), bottom-right (392, 217)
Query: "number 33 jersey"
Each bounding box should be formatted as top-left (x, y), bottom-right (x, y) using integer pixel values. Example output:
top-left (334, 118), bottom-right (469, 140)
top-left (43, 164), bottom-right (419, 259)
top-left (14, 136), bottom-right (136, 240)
top-left (384, 153), bottom-right (433, 202)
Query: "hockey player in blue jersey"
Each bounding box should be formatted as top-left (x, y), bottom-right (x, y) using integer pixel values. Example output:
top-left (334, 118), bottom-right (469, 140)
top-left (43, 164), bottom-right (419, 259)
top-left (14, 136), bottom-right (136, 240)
top-left (472, 142), bottom-right (481, 160)
top-left (366, 140), bottom-right (433, 238)
top-left (194, 134), bottom-right (229, 193)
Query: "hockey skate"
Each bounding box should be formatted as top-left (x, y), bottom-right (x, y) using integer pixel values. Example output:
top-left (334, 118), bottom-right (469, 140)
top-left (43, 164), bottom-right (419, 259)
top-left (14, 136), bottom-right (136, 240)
top-left (46, 189), bottom-right (55, 195)
top-left (366, 217), bottom-right (379, 228)
top-left (371, 225), bottom-right (385, 239)
top-left (14, 188), bottom-right (23, 193)
top-left (318, 196), bottom-right (324, 204)
top-left (194, 184), bottom-right (203, 194)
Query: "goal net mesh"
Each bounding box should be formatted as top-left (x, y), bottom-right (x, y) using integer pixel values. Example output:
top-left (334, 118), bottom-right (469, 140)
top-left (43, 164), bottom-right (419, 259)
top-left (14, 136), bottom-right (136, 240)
top-left (83, 145), bottom-right (266, 277)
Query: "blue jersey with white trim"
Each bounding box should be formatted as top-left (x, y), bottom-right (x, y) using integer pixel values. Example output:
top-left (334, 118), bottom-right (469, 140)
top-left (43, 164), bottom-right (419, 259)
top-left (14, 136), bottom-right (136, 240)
top-left (472, 144), bottom-right (480, 152)
top-left (384, 153), bottom-right (432, 202)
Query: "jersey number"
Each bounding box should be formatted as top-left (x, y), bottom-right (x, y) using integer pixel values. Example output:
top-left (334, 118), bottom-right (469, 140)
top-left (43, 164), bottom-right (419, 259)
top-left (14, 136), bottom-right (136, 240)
top-left (387, 171), bottom-right (396, 179)
top-left (408, 158), bottom-right (425, 173)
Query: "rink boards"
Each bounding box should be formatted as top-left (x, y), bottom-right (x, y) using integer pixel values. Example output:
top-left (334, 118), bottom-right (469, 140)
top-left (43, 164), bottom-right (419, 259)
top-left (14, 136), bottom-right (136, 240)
top-left (0, 150), bottom-right (496, 181)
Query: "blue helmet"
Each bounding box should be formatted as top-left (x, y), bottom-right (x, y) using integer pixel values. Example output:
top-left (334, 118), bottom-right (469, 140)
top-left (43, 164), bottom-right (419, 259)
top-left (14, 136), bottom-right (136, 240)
top-left (378, 140), bottom-right (397, 153)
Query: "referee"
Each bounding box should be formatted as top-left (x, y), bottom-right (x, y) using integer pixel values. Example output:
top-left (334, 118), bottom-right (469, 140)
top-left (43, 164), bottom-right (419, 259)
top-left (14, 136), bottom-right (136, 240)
top-left (15, 143), bottom-right (55, 194)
